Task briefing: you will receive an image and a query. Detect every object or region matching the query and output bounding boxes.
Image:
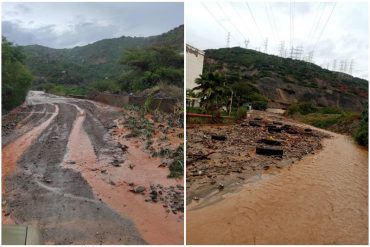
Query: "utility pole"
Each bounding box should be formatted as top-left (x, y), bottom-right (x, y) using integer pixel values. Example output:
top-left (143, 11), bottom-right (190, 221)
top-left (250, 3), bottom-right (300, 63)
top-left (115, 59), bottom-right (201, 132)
top-left (226, 32), bottom-right (231, 48)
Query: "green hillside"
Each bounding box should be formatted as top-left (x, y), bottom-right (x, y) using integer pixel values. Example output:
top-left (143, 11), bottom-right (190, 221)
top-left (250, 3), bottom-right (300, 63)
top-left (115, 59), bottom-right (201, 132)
top-left (22, 25), bottom-right (184, 89)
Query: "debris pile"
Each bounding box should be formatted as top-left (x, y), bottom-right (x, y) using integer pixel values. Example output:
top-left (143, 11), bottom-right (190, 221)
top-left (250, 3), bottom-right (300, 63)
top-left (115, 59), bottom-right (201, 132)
top-left (186, 114), bottom-right (330, 202)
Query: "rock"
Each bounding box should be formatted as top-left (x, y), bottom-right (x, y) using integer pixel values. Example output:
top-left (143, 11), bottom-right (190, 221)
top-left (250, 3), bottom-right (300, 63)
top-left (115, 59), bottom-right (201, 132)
top-left (133, 186), bottom-right (146, 193)
top-left (128, 182), bottom-right (134, 186)
top-left (218, 184), bottom-right (224, 190)
top-left (129, 164), bottom-right (135, 170)
top-left (304, 128), bottom-right (312, 132)
top-left (211, 135), bottom-right (226, 141)
top-left (67, 161), bottom-right (76, 164)
top-left (101, 169), bottom-right (107, 174)
top-left (193, 196), bottom-right (200, 201)
top-left (109, 180), bottom-right (116, 186)
top-left (256, 146), bottom-right (284, 156)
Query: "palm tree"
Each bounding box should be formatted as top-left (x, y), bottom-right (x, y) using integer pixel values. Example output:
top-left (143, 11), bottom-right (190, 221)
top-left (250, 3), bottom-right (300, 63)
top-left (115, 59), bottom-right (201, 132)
top-left (193, 72), bottom-right (230, 114)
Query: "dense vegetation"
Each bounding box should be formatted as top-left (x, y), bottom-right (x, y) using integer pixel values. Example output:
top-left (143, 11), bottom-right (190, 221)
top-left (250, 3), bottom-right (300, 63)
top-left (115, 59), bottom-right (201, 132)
top-left (354, 104), bottom-right (368, 146)
top-left (119, 45), bottom-right (183, 92)
top-left (2, 37), bottom-right (33, 112)
top-left (287, 102), bottom-right (368, 146)
top-left (22, 25), bottom-right (184, 95)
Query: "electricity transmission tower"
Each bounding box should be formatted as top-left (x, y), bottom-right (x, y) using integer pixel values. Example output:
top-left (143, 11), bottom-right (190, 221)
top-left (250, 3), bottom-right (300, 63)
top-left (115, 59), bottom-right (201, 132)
top-left (226, 32), bottom-right (231, 48)
top-left (263, 38), bottom-right (268, 53)
top-left (332, 59), bottom-right (337, 71)
top-left (244, 39), bottom-right (250, 49)
top-left (279, 41), bottom-right (285, 57)
top-left (349, 59), bottom-right (354, 74)
top-left (343, 59), bottom-right (348, 73)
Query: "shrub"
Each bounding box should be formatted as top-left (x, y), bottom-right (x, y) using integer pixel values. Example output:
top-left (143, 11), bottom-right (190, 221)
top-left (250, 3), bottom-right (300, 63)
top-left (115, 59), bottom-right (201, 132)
top-left (252, 101), bottom-right (268, 110)
top-left (234, 107), bottom-right (248, 121)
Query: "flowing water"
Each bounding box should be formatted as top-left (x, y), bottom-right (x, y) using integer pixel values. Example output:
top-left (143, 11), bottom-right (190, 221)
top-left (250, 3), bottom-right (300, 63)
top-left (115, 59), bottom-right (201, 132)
top-left (187, 133), bottom-right (368, 244)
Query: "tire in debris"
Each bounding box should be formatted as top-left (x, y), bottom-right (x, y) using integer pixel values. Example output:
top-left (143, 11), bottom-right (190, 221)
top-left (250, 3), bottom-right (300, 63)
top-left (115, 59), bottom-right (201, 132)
top-left (211, 135), bottom-right (226, 141)
top-left (259, 138), bottom-right (282, 146)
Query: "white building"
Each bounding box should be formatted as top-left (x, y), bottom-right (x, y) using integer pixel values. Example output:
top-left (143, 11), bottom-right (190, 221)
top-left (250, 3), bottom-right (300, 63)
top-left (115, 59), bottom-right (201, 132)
top-left (186, 44), bottom-right (205, 90)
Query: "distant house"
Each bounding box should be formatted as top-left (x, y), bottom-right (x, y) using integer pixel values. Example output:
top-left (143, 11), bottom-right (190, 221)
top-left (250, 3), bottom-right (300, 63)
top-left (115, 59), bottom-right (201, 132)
top-left (186, 44), bottom-right (204, 107)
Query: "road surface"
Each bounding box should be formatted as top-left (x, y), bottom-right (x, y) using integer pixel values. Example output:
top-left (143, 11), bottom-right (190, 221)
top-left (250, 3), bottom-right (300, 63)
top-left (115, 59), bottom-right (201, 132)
top-left (2, 91), bottom-right (183, 244)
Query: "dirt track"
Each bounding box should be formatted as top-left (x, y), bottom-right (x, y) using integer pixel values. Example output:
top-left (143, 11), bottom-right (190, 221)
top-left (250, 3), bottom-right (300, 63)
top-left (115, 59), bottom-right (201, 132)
top-left (2, 91), bottom-right (183, 244)
top-left (187, 129), bottom-right (368, 244)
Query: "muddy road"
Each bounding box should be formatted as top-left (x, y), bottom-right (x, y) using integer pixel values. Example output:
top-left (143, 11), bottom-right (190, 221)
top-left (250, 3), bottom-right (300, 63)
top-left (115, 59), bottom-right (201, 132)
top-left (187, 130), bottom-right (368, 244)
top-left (2, 91), bottom-right (183, 244)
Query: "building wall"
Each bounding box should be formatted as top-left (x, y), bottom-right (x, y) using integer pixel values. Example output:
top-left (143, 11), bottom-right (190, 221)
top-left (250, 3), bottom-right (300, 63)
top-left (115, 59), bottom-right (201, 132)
top-left (186, 44), bottom-right (204, 89)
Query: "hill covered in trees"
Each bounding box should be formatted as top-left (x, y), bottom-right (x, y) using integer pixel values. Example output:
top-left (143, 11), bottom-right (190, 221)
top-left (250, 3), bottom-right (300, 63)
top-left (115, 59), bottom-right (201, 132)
top-left (21, 25), bottom-right (184, 94)
top-left (203, 47), bottom-right (368, 112)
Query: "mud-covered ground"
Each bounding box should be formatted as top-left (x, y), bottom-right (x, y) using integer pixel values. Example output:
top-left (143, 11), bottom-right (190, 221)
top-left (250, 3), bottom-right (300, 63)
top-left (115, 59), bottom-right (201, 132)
top-left (2, 91), bottom-right (183, 244)
top-left (186, 110), bottom-right (330, 206)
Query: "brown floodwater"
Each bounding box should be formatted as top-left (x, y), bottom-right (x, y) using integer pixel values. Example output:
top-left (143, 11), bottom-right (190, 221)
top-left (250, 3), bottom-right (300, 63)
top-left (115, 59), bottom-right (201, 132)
top-left (187, 133), bottom-right (368, 244)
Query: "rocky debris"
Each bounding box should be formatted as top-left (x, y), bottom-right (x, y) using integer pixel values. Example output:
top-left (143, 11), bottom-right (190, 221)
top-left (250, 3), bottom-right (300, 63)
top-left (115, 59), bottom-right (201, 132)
top-left (211, 135), bottom-right (227, 141)
top-left (141, 184), bottom-right (184, 214)
top-left (117, 143), bottom-right (128, 152)
top-left (187, 113), bottom-right (329, 202)
top-left (249, 121), bottom-right (262, 127)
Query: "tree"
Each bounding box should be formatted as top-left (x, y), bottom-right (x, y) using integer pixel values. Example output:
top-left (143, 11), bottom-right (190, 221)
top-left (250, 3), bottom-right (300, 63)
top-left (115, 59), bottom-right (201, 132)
top-left (119, 45), bottom-right (183, 92)
top-left (2, 37), bottom-right (33, 112)
top-left (193, 72), bottom-right (230, 113)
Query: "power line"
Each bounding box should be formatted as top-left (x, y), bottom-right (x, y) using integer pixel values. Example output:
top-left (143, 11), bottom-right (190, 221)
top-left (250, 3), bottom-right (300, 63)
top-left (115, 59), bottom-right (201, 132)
top-left (313, 3), bottom-right (337, 51)
top-left (217, 2), bottom-right (249, 43)
top-left (268, 3), bottom-right (280, 41)
top-left (244, 2), bottom-right (264, 41)
top-left (201, 2), bottom-right (240, 46)
top-left (264, 2), bottom-right (277, 45)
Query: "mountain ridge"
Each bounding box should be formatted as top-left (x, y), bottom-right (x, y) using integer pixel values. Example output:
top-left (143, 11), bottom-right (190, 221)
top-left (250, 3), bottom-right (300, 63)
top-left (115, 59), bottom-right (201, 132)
top-left (203, 47), bottom-right (368, 112)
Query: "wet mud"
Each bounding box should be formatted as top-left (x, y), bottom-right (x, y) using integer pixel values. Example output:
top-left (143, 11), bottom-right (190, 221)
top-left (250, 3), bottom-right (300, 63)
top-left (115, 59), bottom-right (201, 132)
top-left (2, 91), bottom-right (182, 244)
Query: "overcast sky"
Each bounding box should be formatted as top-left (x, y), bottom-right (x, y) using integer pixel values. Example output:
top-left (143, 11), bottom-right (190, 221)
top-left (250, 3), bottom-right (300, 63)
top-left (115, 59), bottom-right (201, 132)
top-left (187, 2), bottom-right (368, 79)
top-left (2, 2), bottom-right (183, 48)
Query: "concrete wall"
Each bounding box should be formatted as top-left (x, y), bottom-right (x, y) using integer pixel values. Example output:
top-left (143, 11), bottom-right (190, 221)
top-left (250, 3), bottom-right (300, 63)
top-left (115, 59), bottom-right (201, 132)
top-left (186, 44), bottom-right (204, 89)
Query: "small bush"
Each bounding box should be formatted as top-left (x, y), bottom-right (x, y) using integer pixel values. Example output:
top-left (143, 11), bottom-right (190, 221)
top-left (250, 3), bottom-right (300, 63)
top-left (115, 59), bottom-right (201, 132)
top-left (234, 107), bottom-right (248, 121)
top-left (252, 101), bottom-right (268, 110)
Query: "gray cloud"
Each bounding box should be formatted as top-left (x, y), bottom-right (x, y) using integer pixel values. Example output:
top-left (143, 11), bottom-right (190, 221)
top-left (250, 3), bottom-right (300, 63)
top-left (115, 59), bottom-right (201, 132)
top-left (2, 2), bottom-right (184, 48)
